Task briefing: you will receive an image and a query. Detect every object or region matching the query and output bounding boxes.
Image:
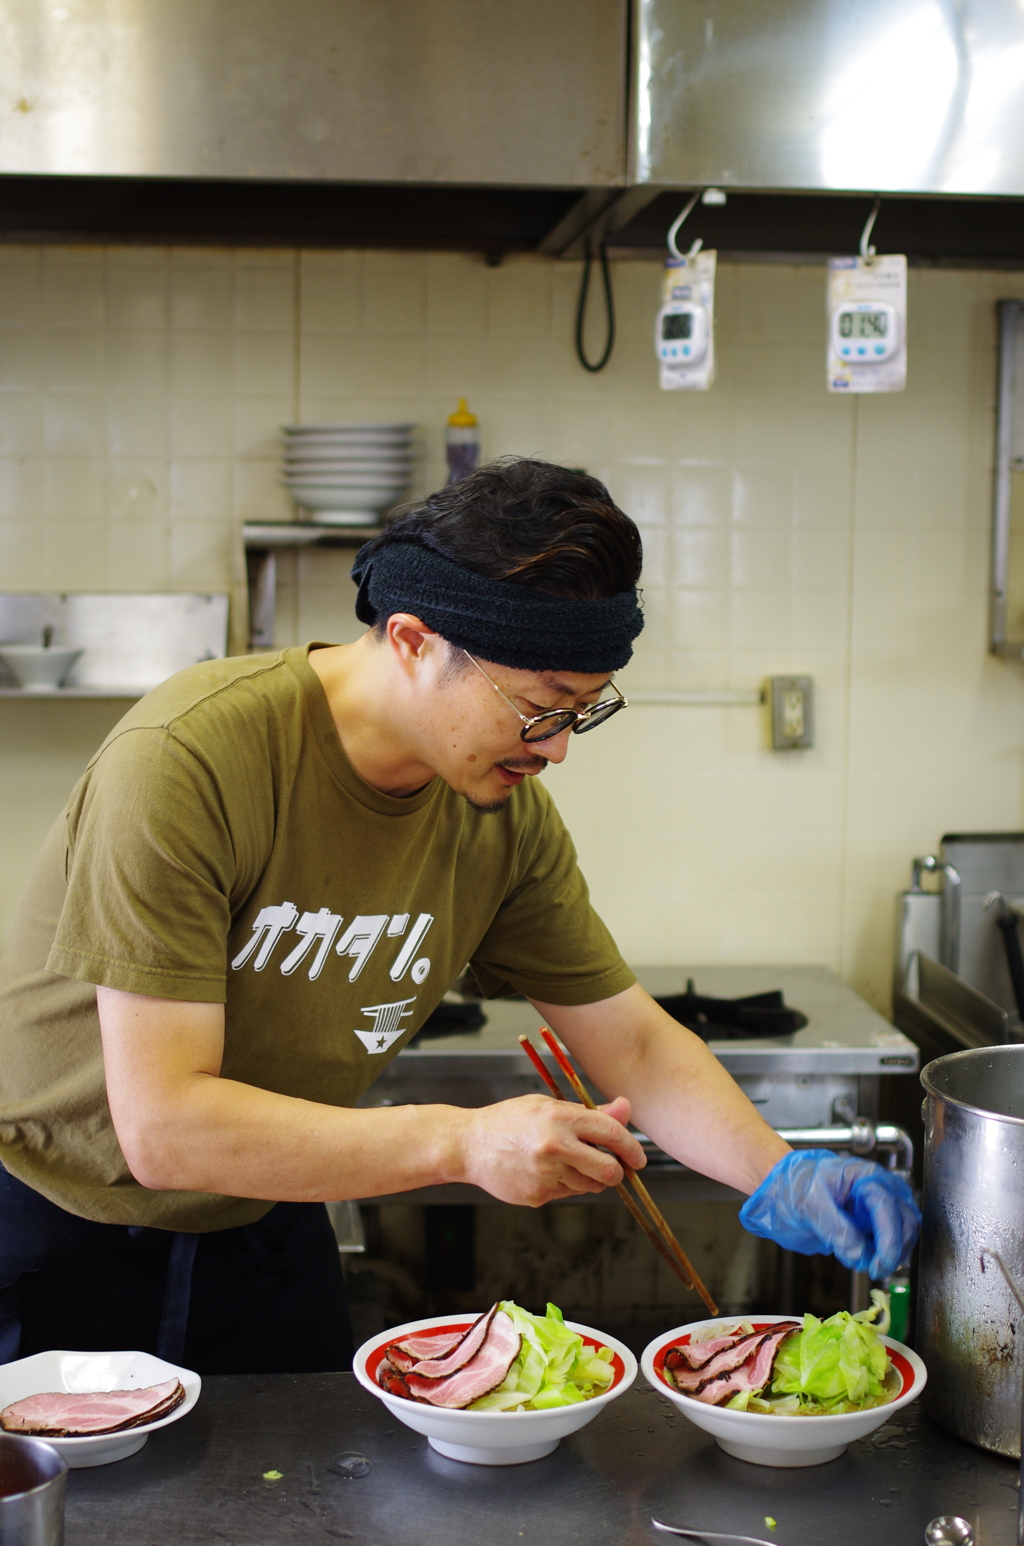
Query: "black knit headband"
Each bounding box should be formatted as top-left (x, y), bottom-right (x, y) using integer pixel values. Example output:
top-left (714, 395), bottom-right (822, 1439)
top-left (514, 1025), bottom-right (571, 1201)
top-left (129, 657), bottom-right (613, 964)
top-left (351, 541), bottom-right (643, 673)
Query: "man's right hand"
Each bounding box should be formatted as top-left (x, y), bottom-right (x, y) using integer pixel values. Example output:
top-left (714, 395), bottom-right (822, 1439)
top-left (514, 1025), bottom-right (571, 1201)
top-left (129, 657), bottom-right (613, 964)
top-left (455, 1094), bottom-right (646, 1207)
top-left (97, 986), bottom-right (645, 1206)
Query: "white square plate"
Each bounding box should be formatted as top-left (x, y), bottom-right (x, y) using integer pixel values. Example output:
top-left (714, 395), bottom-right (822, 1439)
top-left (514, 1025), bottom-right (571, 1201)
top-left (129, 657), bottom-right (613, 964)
top-left (0, 1350), bottom-right (201, 1468)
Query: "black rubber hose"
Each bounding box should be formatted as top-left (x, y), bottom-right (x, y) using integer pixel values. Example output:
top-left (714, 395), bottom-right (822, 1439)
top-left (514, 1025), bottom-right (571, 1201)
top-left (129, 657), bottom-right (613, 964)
top-left (575, 242), bottom-right (616, 373)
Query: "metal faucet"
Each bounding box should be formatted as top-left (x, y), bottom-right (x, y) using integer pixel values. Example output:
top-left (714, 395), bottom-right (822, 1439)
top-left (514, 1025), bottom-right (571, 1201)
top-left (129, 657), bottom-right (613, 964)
top-left (912, 855), bottom-right (962, 972)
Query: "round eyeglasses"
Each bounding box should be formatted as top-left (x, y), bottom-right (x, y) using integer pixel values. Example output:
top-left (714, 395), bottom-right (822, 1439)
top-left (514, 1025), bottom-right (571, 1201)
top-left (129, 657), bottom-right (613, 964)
top-left (463, 652), bottom-right (628, 743)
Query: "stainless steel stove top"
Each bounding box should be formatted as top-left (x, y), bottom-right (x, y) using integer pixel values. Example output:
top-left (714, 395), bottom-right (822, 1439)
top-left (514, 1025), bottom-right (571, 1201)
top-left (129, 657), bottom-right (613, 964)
top-left (384, 965), bottom-right (918, 1080)
top-left (359, 966), bottom-right (917, 1207)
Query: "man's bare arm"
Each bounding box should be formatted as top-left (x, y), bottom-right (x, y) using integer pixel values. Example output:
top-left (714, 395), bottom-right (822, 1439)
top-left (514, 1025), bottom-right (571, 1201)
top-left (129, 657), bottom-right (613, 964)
top-left (531, 982), bottom-right (789, 1196)
top-left (96, 986), bottom-right (645, 1207)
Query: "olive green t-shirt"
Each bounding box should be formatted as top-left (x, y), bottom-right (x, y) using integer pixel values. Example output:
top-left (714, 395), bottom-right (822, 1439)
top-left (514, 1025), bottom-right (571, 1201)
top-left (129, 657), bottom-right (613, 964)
top-left (0, 647), bottom-right (634, 1231)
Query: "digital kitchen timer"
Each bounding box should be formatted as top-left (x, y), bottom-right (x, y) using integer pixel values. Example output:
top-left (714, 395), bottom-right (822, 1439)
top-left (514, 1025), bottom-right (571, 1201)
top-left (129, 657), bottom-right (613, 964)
top-left (829, 299), bottom-right (899, 364)
top-left (655, 300), bottom-right (710, 367)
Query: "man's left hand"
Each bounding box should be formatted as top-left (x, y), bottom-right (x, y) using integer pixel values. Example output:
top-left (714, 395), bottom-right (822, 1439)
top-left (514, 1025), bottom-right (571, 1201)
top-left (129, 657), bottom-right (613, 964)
top-left (739, 1148), bottom-right (921, 1279)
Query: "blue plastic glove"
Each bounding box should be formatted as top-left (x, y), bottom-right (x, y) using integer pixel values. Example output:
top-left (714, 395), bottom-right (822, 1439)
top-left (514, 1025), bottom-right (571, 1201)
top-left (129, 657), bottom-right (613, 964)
top-left (739, 1149), bottom-right (921, 1280)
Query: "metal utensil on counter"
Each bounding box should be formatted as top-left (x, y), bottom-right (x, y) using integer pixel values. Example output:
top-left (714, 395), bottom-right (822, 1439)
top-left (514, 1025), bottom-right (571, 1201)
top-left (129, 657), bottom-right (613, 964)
top-left (925, 1519), bottom-right (975, 1546)
top-left (651, 1524), bottom-right (778, 1546)
top-left (653, 1521), bottom-right (978, 1546)
top-left (982, 1246), bottom-right (1024, 1545)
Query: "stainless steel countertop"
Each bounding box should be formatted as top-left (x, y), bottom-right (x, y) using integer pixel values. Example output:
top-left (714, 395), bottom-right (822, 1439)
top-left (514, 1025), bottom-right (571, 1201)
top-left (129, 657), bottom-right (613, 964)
top-left (382, 966), bottom-right (919, 1081)
top-left (63, 1373), bottom-right (1021, 1546)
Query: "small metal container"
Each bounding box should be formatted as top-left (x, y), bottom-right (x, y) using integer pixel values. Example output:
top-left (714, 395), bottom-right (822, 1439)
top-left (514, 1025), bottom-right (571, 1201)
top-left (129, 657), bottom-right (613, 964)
top-left (0, 1435), bottom-right (66, 1546)
top-left (919, 1045), bottom-right (1024, 1456)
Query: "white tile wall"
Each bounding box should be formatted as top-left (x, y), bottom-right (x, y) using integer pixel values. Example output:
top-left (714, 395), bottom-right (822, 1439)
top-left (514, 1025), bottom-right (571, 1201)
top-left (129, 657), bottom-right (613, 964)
top-left (1, 244), bottom-right (1022, 1012)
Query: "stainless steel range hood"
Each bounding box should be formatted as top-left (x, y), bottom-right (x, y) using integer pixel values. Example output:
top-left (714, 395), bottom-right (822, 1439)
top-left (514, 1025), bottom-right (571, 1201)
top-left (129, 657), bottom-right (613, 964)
top-left (3, 0), bottom-right (1024, 259)
top-left (631, 0), bottom-right (1024, 197)
top-left (0, 0), bottom-right (626, 187)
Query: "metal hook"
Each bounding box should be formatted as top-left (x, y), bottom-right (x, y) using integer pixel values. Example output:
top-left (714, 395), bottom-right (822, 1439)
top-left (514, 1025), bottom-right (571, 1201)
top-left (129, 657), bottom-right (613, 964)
top-left (860, 197), bottom-right (882, 264)
top-left (667, 192), bottom-right (700, 260)
top-left (667, 188), bottom-right (727, 261)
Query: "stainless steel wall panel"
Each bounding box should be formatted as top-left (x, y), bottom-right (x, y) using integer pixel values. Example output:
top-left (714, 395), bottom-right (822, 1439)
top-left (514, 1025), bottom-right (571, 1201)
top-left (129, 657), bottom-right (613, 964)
top-left (633, 0), bottom-right (1024, 196)
top-left (0, 0), bottom-right (627, 187)
top-left (940, 833), bottom-right (1024, 1017)
top-left (0, 592), bottom-right (228, 693)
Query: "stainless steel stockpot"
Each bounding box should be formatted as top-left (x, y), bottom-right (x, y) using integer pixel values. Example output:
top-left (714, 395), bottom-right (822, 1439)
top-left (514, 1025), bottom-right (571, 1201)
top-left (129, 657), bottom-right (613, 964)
top-left (0, 1434), bottom-right (66, 1546)
top-left (918, 1044), bottom-right (1024, 1457)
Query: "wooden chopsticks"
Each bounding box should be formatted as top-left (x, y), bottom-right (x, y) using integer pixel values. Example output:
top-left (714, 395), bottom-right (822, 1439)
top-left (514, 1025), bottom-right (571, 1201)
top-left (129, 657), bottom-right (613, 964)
top-left (519, 1029), bottom-right (718, 1316)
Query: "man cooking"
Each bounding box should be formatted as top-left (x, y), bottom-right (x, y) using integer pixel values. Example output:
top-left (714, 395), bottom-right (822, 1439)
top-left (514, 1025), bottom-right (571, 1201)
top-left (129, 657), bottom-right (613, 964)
top-left (0, 458), bottom-right (918, 1374)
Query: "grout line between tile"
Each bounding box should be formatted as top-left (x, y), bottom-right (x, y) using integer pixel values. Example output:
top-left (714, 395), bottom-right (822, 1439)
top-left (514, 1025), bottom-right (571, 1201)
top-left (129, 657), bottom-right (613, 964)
top-left (292, 251), bottom-right (301, 425)
top-left (837, 397), bottom-right (860, 983)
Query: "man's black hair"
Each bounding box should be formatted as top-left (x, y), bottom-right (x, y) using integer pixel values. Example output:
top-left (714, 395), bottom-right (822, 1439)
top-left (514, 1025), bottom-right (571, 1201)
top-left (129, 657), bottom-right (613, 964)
top-left (359, 457), bottom-right (642, 615)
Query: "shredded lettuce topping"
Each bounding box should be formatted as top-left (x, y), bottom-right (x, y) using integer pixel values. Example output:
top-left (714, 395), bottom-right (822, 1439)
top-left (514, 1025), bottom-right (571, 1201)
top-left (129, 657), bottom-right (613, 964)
top-left (725, 1291), bottom-right (896, 1415)
top-left (468, 1302), bottom-right (615, 1412)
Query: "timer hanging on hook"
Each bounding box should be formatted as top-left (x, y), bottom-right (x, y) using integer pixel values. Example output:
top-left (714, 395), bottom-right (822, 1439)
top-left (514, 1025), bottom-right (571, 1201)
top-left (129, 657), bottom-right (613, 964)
top-left (827, 199), bottom-right (907, 394)
top-left (656, 189), bottom-right (723, 392)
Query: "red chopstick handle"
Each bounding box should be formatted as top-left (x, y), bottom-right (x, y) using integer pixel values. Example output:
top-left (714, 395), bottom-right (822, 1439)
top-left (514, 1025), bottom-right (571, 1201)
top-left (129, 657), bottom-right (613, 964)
top-left (518, 1034), bottom-right (566, 1100)
top-left (540, 1027), bottom-right (597, 1108)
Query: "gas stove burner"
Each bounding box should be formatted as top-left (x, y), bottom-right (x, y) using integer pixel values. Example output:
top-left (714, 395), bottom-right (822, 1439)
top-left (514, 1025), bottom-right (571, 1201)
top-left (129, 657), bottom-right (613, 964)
top-left (655, 979), bottom-right (808, 1040)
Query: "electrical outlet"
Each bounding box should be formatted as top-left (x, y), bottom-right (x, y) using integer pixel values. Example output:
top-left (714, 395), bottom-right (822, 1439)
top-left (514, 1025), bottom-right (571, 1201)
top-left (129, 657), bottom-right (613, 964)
top-left (769, 676), bottom-right (814, 750)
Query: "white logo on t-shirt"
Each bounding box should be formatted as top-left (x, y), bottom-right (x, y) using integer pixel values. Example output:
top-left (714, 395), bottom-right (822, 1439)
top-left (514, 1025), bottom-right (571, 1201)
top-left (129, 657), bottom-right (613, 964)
top-left (230, 905), bottom-right (437, 1055)
top-left (231, 906), bottom-right (433, 984)
top-left (353, 998), bottom-right (416, 1054)
top-left (230, 901), bottom-right (300, 971)
top-left (278, 908), bottom-right (342, 980)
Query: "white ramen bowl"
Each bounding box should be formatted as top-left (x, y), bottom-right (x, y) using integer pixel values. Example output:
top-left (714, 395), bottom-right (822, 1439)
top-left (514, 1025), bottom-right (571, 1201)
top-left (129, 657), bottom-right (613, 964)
top-left (354, 1313), bottom-right (636, 1466)
top-left (282, 484), bottom-right (406, 521)
top-left (282, 457), bottom-right (412, 472)
top-left (281, 428), bottom-right (414, 448)
top-left (0, 645), bottom-right (82, 691)
top-left (282, 472), bottom-right (408, 489)
top-left (282, 422), bottom-right (414, 435)
top-left (641, 1314), bottom-right (926, 1468)
top-left (0, 1350), bottom-right (201, 1468)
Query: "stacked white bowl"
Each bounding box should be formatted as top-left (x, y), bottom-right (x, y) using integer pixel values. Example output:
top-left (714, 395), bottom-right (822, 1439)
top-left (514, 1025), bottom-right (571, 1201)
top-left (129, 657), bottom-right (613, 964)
top-left (281, 423), bottom-right (415, 525)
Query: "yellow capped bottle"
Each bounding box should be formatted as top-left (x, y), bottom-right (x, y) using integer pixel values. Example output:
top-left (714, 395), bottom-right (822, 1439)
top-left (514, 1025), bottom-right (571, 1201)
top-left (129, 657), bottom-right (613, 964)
top-left (445, 398), bottom-right (479, 484)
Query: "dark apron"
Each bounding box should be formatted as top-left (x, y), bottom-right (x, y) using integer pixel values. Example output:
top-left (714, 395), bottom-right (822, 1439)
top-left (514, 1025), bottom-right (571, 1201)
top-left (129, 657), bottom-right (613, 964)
top-left (0, 1166), bottom-right (353, 1374)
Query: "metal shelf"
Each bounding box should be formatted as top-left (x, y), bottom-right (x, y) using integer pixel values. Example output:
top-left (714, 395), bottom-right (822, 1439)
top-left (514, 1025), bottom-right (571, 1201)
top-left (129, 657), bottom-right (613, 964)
top-left (0, 593), bottom-right (229, 695)
top-left (0, 687), bottom-right (143, 699)
top-left (243, 523), bottom-right (380, 650)
top-left (242, 522), bottom-right (380, 549)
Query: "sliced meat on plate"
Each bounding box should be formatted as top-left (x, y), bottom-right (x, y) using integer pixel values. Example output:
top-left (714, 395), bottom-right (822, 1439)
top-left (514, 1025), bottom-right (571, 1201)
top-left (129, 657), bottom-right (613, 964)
top-left (385, 1326), bottom-right (474, 1373)
top-left (1, 1379), bottom-right (186, 1436)
top-left (671, 1329), bottom-right (758, 1370)
top-left (377, 1366), bottom-right (415, 1400)
top-left (405, 1310), bottom-right (522, 1408)
top-left (666, 1323), bottom-right (801, 1393)
top-left (689, 1325), bottom-right (800, 1407)
top-left (667, 1331), bottom-right (771, 1392)
top-left (400, 1305), bottom-right (499, 1380)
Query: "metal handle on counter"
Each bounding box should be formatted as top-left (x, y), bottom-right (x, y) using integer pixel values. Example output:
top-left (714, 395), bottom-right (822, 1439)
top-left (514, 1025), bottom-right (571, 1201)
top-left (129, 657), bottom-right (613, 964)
top-left (774, 1121), bottom-right (913, 1173)
top-left (637, 1121), bottom-right (913, 1175)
